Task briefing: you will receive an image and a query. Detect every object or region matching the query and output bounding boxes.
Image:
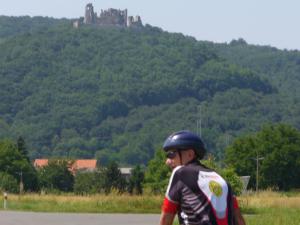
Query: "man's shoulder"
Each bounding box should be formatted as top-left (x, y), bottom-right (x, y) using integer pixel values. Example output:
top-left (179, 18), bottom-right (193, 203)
top-left (173, 162), bottom-right (211, 176)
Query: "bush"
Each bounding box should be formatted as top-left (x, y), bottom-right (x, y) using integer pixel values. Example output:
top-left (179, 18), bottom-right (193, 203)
top-left (74, 171), bottom-right (104, 195)
top-left (0, 172), bottom-right (18, 193)
top-left (202, 156), bottom-right (243, 195)
top-left (143, 149), bottom-right (170, 194)
top-left (37, 160), bottom-right (74, 192)
top-left (128, 165), bottom-right (144, 195)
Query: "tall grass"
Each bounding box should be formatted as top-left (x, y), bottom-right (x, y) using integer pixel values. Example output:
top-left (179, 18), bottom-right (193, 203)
top-left (240, 190), bottom-right (300, 209)
top-left (0, 193), bottom-right (162, 213)
top-left (240, 191), bottom-right (300, 225)
top-left (1, 191), bottom-right (300, 224)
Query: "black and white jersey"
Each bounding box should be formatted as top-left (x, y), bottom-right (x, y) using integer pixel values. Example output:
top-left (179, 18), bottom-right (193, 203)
top-left (164, 160), bottom-right (235, 225)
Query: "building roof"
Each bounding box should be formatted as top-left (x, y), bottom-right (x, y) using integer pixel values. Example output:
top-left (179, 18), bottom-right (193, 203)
top-left (34, 159), bottom-right (49, 167)
top-left (120, 167), bottom-right (132, 175)
top-left (71, 159), bottom-right (97, 170)
top-left (33, 159), bottom-right (97, 174)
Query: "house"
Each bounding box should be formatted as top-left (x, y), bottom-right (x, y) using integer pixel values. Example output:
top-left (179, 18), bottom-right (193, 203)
top-left (33, 159), bottom-right (133, 178)
top-left (33, 159), bottom-right (97, 174)
top-left (70, 159), bottom-right (97, 174)
top-left (119, 167), bottom-right (132, 180)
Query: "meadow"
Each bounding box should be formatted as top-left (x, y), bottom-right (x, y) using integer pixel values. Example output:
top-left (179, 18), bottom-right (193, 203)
top-left (240, 191), bottom-right (300, 225)
top-left (1, 191), bottom-right (299, 224)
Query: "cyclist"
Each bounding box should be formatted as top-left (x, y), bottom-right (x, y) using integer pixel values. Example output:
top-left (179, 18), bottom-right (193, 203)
top-left (159, 130), bottom-right (246, 225)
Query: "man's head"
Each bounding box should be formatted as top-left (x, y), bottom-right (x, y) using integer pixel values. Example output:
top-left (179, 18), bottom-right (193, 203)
top-left (164, 148), bottom-right (196, 169)
top-left (163, 130), bottom-right (206, 168)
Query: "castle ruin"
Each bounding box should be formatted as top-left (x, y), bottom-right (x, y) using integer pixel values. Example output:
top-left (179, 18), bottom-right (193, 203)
top-left (73, 3), bottom-right (143, 28)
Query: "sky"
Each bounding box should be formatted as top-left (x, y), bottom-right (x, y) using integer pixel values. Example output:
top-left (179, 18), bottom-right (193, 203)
top-left (0, 0), bottom-right (300, 50)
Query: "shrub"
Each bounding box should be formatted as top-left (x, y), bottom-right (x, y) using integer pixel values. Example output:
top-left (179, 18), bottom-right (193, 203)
top-left (0, 172), bottom-right (18, 193)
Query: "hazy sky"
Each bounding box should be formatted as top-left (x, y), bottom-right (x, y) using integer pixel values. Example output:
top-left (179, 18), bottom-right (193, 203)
top-left (1, 0), bottom-right (299, 50)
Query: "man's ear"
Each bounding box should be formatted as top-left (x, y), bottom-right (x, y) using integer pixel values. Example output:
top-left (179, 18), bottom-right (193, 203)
top-left (187, 149), bottom-right (196, 159)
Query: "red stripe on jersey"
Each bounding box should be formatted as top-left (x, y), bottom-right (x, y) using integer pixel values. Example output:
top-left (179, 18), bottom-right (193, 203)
top-left (233, 196), bottom-right (239, 209)
top-left (162, 197), bottom-right (179, 214)
top-left (216, 216), bottom-right (229, 225)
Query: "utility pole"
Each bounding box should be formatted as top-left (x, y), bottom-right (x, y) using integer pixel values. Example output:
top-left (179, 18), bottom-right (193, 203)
top-left (252, 154), bottom-right (264, 192)
top-left (17, 170), bottom-right (24, 195)
top-left (225, 133), bottom-right (230, 146)
top-left (197, 106), bottom-right (202, 138)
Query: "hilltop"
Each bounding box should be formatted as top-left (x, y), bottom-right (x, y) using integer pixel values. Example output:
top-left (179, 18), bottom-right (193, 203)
top-left (0, 16), bottom-right (299, 165)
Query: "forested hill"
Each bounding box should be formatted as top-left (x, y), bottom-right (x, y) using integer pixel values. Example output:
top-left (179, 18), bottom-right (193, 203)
top-left (0, 16), bottom-right (69, 39)
top-left (0, 16), bottom-right (298, 165)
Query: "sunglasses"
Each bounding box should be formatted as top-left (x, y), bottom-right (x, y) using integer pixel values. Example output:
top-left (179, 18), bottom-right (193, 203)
top-left (166, 151), bottom-right (178, 159)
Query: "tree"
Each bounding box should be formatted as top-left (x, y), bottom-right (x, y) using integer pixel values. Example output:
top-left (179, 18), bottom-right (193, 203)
top-left (128, 165), bottom-right (144, 195)
top-left (74, 171), bottom-right (104, 195)
top-left (0, 172), bottom-right (18, 193)
top-left (144, 149), bottom-right (170, 194)
top-left (38, 159), bottom-right (74, 192)
top-left (102, 161), bottom-right (126, 194)
top-left (225, 123), bottom-right (300, 190)
top-left (17, 136), bottom-right (29, 161)
top-left (0, 139), bottom-right (38, 191)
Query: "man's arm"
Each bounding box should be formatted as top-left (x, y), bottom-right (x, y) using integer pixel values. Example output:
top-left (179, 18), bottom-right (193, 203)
top-left (159, 212), bottom-right (176, 225)
top-left (160, 196), bottom-right (178, 225)
top-left (232, 196), bottom-right (246, 225)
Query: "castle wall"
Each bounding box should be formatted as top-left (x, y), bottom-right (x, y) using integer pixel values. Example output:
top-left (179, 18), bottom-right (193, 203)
top-left (84, 3), bottom-right (95, 24)
top-left (81, 4), bottom-right (142, 28)
top-left (97, 8), bottom-right (127, 27)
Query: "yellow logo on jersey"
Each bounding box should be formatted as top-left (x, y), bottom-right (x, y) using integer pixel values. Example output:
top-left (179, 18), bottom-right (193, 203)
top-left (209, 181), bottom-right (223, 197)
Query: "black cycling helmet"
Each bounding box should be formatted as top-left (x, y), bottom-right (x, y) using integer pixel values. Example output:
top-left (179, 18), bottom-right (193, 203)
top-left (163, 130), bottom-right (206, 159)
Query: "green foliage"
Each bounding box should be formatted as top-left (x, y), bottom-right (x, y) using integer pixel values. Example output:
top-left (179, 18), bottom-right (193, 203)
top-left (225, 123), bottom-right (300, 190)
top-left (74, 171), bottom-right (104, 195)
top-left (38, 159), bottom-right (74, 192)
top-left (128, 165), bottom-right (144, 195)
top-left (0, 16), bottom-right (68, 38)
top-left (220, 168), bottom-right (243, 195)
top-left (0, 16), bottom-right (299, 167)
top-left (0, 172), bottom-right (18, 193)
top-left (17, 136), bottom-right (29, 161)
top-left (102, 161), bottom-right (127, 194)
top-left (0, 139), bottom-right (38, 191)
top-left (202, 156), bottom-right (243, 195)
top-left (144, 149), bottom-right (170, 194)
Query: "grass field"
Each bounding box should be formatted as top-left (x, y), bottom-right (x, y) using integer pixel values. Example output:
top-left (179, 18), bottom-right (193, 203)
top-left (0, 193), bottom-right (162, 213)
top-left (1, 191), bottom-right (300, 224)
top-left (240, 191), bottom-right (300, 225)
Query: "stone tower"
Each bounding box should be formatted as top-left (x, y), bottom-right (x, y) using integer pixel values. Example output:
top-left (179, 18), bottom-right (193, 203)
top-left (84, 3), bottom-right (95, 24)
top-left (127, 15), bottom-right (143, 27)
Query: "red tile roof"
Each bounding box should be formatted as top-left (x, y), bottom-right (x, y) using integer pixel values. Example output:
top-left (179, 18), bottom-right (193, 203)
top-left (34, 159), bottom-right (49, 167)
top-left (70, 159), bottom-right (97, 172)
top-left (33, 159), bottom-right (97, 174)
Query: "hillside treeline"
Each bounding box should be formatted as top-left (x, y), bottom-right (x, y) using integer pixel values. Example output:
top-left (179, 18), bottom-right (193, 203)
top-left (1, 123), bottom-right (300, 193)
top-left (0, 16), bottom-right (299, 165)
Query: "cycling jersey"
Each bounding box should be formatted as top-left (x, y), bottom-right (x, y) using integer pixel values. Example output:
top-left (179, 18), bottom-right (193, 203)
top-left (162, 159), bottom-right (236, 225)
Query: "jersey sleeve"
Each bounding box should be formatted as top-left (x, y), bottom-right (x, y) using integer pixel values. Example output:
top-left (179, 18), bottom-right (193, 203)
top-left (166, 167), bottom-right (182, 202)
top-left (162, 197), bottom-right (179, 214)
top-left (162, 166), bottom-right (182, 214)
